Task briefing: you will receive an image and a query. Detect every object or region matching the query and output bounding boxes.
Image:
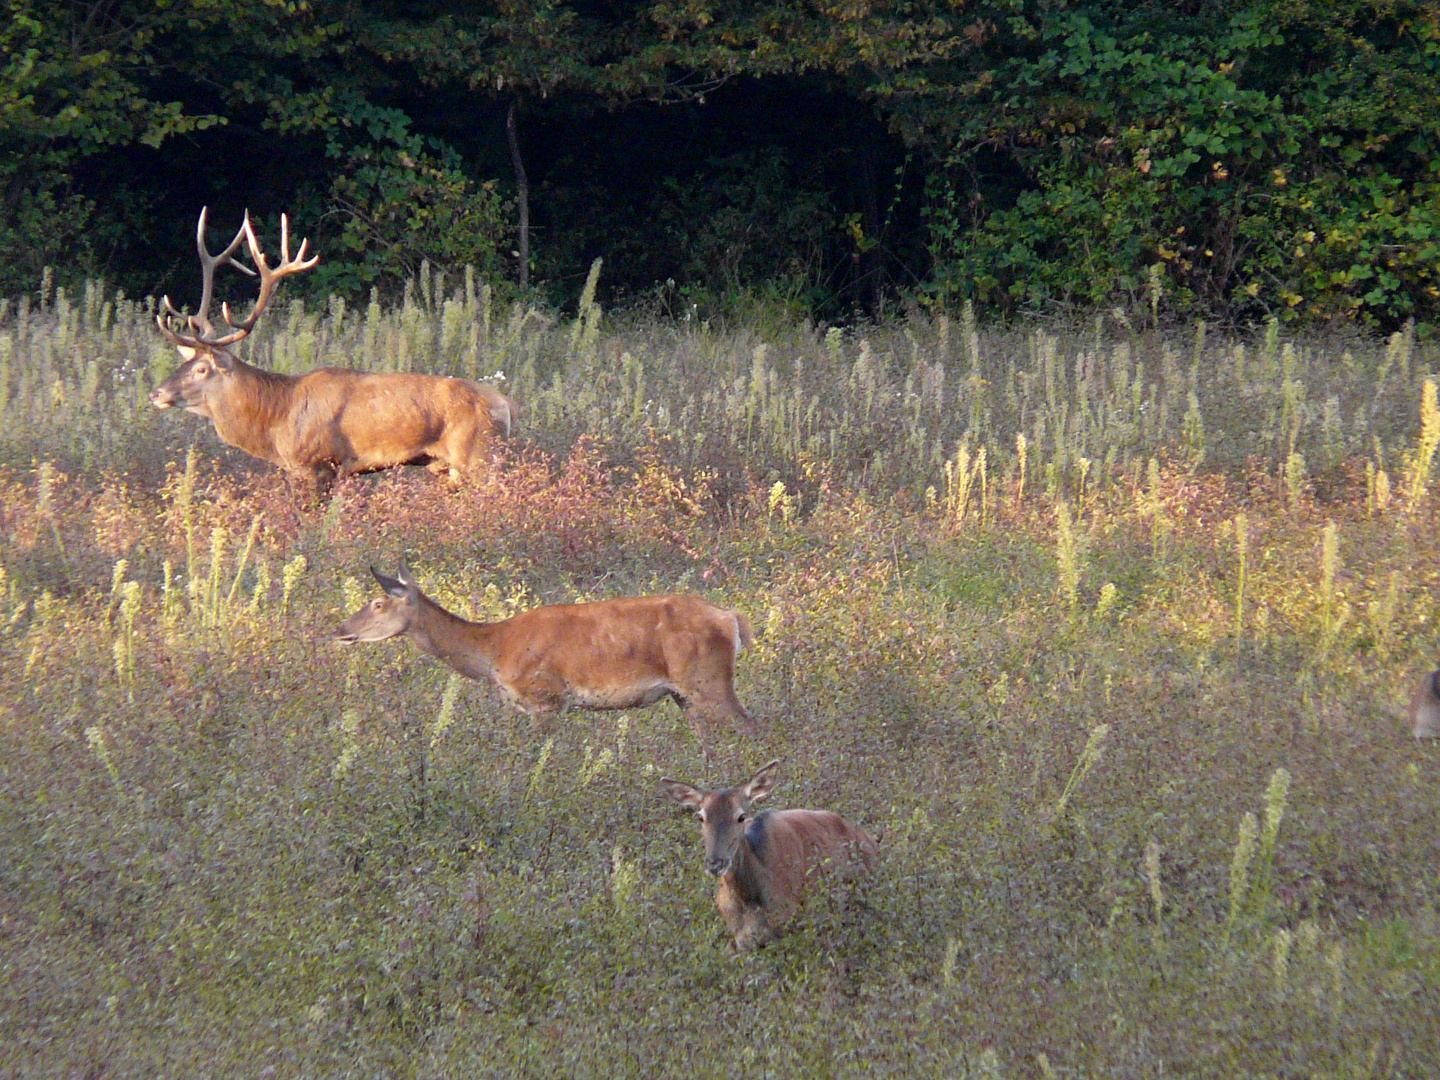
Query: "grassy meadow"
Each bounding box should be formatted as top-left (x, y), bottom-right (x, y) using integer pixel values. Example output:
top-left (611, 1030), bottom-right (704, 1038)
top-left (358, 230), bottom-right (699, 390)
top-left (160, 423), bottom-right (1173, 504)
top-left (2, 273), bottom-right (1439, 1077)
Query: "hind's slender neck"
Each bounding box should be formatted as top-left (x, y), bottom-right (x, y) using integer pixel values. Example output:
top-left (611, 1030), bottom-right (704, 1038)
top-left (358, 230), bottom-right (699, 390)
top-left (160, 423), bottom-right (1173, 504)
top-left (407, 594), bottom-right (501, 681)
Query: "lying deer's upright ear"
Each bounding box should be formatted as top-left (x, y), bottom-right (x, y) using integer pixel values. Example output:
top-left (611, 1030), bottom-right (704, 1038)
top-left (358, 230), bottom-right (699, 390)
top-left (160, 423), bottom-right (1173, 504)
top-left (742, 759), bottom-right (781, 806)
top-left (176, 346), bottom-right (197, 361)
top-left (660, 778), bottom-right (706, 810)
top-left (397, 561), bottom-right (416, 587)
top-left (371, 565), bottom-right (409, 599)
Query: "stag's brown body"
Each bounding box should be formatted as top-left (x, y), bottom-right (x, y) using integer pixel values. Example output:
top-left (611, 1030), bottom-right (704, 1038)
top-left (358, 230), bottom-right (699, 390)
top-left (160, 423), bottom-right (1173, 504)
top-left (663, 762), bottom-right (877, 951)
top-left (153, 360), bottom-right (512, 488)
top-left (335, 566), bottom-right (755, 748)
top-left (151, 208), bottom-right (511, 492)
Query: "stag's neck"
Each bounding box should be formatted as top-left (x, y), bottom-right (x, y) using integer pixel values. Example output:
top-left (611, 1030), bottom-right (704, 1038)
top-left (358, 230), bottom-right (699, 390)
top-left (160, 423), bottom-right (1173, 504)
top-left (408, 595), bottom-right (500, 681)
top-left (209, 357), bottom-right (301, 462)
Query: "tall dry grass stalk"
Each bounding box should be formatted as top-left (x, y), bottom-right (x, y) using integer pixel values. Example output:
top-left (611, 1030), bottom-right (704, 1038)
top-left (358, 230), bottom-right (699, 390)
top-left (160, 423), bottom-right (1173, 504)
top-left (1223, 812), bottom-right (1259, 948)
top-left (1406, 378), bottom-right (1440, 508)
top-left (1145, 839), bottom-right (1165, 966)
top-left (1054, 499), bottom-right (1081, 614)
top-left (1233, 512), bottom-right (1248, 650)
top-left (1054, 724), bottom-right (1110, 821)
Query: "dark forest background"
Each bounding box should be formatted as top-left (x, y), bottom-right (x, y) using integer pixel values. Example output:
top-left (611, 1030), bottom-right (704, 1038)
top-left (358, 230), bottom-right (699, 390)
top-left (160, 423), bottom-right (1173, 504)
top-left (4, 1), bottom-right (1438, 330)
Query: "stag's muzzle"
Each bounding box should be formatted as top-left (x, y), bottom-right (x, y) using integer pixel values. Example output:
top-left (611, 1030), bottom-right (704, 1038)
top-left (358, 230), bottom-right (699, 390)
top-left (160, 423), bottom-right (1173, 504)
top-left (150, 385), bottom-right (176, 409)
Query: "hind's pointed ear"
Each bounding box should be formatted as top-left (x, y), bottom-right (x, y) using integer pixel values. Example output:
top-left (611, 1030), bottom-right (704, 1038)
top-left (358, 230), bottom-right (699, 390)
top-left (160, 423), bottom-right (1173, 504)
top-left (397, 561), bottom-right (416, 587)
top-left (661, 777), bottom-right (706, 811)
top-left (743, 760), bottom-right (781, 806)
top-left (371, 565), bottom-right (407, 599)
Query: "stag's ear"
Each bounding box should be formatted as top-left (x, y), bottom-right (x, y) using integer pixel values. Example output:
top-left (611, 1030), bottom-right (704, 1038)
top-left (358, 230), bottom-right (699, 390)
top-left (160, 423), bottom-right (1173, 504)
top-left (660, 778), bottom-right (706, 810)
top-left (742, 759), bottom-right (781, 806)
top-left (371, 565), bottom-right (409, 599)
top-left (175, 345), bottom-right (197, 361)
top-left (209, 349), bottom-right (235, 371)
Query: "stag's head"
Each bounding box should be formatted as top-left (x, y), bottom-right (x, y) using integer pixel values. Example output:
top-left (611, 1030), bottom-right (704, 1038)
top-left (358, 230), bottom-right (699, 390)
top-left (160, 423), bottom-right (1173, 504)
top-left (334, 565), bottom-right (423, 644)
top-left (152, 207), bottom-right (317, 415)
top-left (662, 760), bottom-right (780, 876)
top-left (150, 344), bottom-right (238, 416)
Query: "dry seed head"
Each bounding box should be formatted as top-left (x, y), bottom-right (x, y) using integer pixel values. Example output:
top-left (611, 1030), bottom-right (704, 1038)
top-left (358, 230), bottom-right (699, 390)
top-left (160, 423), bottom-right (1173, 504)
top-left (119, 581), bottom-right (141, 626)
top-left (343, 576), bottom-right (367, 615)
top-left (1225, 811), bottom-right (1259, 941)
top-left (110, 558), bottom-right (129, 598)
top-left (1273, 928), bottom-right (1292, 991)
top-left (610, 845), bottom-right (639, 916)
top-left (1285, 452), bottom-right (1306, 516)
top-left (281, 554), bottom-right (307, 613)
top-left (941, 935), bottom-right (962, 988)
top-left (1095, 582), bottom-right (1117, 620)
top-left (1145, 839), bottom-right (1163, 920)
top-left (1261, 767), bottom-right (1291, 858)
top-left (430, 673), bottom-right (463, 747)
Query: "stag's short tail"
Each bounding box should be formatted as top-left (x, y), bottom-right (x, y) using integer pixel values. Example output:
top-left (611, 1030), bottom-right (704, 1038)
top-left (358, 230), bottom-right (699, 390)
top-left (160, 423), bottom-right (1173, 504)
top-left (734, 612), bottom-right (755, 656)
top-left (488, 393), bottom-right (514, 439)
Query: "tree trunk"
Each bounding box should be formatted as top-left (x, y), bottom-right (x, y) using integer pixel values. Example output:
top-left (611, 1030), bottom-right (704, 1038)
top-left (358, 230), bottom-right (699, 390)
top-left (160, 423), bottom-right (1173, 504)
top-left (506, 98), bottom-right (530, 291)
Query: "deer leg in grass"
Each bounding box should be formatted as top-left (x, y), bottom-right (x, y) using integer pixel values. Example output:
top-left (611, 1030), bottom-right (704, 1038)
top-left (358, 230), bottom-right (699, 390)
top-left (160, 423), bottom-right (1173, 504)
top-left (679, 702), bottom-right (714, 766)
top-left (286, 465), bottom-right (335, 506)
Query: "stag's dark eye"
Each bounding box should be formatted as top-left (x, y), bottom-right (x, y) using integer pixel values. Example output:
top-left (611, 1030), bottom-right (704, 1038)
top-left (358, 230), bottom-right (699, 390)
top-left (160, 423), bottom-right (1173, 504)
top-left (736, 812), bottom-right (746, 822)
top-left (194, 365), bottom-right (209, 376)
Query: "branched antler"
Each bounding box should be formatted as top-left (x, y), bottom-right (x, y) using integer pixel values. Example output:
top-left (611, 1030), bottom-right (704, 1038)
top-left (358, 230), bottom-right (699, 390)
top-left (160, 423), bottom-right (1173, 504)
top-left (155, 208), bottom-right (317, 350)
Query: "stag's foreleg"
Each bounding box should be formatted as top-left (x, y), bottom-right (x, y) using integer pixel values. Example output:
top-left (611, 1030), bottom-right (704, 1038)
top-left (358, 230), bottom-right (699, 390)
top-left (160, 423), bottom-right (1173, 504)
top-left (285, 463), bottom-right (338, 506)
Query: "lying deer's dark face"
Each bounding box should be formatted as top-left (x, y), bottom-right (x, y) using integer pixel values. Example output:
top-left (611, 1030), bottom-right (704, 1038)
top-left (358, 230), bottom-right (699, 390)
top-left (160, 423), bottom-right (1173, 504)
top-left (694, 790), bottom-right (752, 875)
top-left (151, 347), bottom-right (234, 416)
top-left (662, 771), bottom-right (776, 876)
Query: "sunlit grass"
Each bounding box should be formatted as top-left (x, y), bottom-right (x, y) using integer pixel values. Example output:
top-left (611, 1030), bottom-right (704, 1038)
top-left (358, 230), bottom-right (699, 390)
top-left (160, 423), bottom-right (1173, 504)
top-left (0, 278), bottom-right (1438, 1076)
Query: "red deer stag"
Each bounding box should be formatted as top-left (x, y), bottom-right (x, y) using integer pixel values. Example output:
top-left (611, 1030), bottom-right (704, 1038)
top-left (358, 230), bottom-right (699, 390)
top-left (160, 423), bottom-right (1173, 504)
top-left (661, 760), bottom-right (878, 951)
top-left (151, 208), bottom-right (513, 494)
top-left (333, 565), bottom-right (756, 754)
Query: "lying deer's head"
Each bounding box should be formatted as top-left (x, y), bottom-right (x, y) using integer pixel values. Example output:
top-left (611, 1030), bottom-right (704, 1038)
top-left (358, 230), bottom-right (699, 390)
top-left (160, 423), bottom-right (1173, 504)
top-left (334, 565), bottom-right (422, 644)
top-left (662, 760), bottom-right (780, 875)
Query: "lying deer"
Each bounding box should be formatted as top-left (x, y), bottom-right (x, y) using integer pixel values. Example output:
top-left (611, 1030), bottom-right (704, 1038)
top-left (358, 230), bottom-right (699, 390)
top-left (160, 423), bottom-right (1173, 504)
top-left (1408, 669), bottom-right (1440, 738)
top-left (334, 565), bottom-right (756, 752)
top-left (151, 208), bottom-right (512, 494)
top-left (661, 760), bottom-right (878, 951)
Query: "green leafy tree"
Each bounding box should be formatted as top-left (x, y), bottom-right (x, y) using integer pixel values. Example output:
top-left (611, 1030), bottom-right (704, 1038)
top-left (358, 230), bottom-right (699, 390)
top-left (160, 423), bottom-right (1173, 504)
top-left (908, 1), bottom-right (1440, 330)
top-left (0, 0), bottom-right (225, 290)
